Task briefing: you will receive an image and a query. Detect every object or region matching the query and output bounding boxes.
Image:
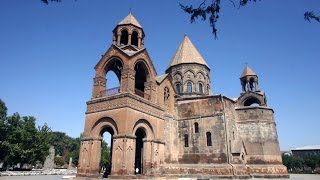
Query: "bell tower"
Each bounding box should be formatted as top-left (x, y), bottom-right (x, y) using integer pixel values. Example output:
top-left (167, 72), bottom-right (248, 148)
top-left (240, 65), bottom-right (259, 93)
top-left (112, 12), bottom-right (145, 49)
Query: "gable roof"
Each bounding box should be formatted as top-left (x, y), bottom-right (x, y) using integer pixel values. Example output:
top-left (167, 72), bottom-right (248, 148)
top-left (168, 35), bottom-right (209, 68)
top-left (155, 74), bottom-right (168, 84)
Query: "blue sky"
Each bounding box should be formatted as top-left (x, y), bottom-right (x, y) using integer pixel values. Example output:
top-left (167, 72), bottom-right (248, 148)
top-left (0, 0), bottom-right (319, 151)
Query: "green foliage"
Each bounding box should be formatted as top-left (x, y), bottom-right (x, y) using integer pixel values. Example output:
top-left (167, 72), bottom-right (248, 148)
top-left (0, 98), bottom-right (52, 168)
top-left (0, 99), bottom-right (7, 121)
top-left (100, 140), bottom-right (111, 168)
top-left (0, 99), bottom-right (8, 161)
top-left (54, 156), bottom-right (65, 167)
top-left (49, 131), bottom-right (81, 166)
top-left (282, 154), bottom-right (320, 173)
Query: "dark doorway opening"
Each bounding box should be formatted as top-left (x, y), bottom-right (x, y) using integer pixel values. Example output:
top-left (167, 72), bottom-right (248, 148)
top-left (134, 62), bottom-right (148, 97)
top-left (134, 128), bottom-right (146, 174)
top-left (101, 127), bottom-right (114, 178)
top-left (131, 31), bottom-right (138, 47)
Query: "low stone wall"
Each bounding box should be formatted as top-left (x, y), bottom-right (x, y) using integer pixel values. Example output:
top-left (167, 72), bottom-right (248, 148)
top-left (0, 169), bottom-right (76, 176)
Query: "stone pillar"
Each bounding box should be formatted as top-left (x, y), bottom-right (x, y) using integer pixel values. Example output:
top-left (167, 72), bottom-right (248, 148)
top-left (90, 139), bottom-right (102, 176)
top-left (128, 33), bottom-right (132, 45)
top-left (120, 68), bottom-right (135, 93)
top-left (138, 37), bottom-right (141, 49)
top-left (143, 139), bottom-right (152, 175)
top-left (43, 146), bottom-right (55, 169)
top-left (124, 136), bottom-right (136, 175)
top-left (255, 81), bottom-right (259, 91)
top-left (112, 35), bottom-right (116, 45)
top-left (241, 81), bottom-right (246, 93)
top-left (110, 136), bottom-right (124, 176)
top-left (109, 135), bottom-right (137, 178)
top-left (77, 138), bottom-right (102, 178)
top-left (92, 76), bottom-right (106, 98)
top-left (68, 157), bottom-right (73, 169)
top-left (144, 81), bottom-right (156, 102)
top-left (117, 34), bottom-right (121, 46)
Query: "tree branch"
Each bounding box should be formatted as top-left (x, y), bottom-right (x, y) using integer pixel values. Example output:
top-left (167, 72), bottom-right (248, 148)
top-left (304, 11), bottom-right (320, 22)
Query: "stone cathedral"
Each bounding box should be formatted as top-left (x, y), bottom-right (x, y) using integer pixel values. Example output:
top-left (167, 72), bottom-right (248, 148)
top-left (77, 13), bottom-right (288, 179)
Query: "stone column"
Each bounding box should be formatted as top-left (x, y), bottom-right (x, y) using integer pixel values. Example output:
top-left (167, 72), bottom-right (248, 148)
top-left (138, 37), bottom-right (141, 49)
top-left (110, 136), bottom-right (124, 176)
top-left (120, 68), bottom-right (135, 93)
top-left (142, 139), bottom-right (152, 175)
top-left (90, 138), bottom-right (102, 177)
top-left (144, 81), bottom-right (156, 102)
top-left (255, 81), bottom-right (259, 91)
top-left (112, 35), bottom-right (116, 45)
top-left (128, 33), bottom-right (132, 45)
top-left (117, 34), bottom-right (121, 46)
top-left (77, 138), bottom-right (101, 178)
top-left (241, 81), bottom-right (246, 93)
top-left (92, 76), bottom-right (106, 98)
top-left (124, 136), bottom-right (136, 175)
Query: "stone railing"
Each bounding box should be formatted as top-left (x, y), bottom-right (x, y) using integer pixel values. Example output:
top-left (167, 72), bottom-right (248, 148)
top-left (99, 87), bottom-right (150, 100)
top-left (100, 87), bottom-right (120, 97)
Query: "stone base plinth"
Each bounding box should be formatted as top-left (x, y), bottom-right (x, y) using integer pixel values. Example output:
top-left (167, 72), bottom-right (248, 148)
top-left (247, 164), bottom-right (289, 178)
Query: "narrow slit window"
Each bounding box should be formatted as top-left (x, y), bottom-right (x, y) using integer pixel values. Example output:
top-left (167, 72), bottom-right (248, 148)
top-left (187, 82), bottom-right (192, 93)
top-left (194, 122), bottom-right (199, 133)
top-left (199, 83), bottom-right (203, 94)
top-left (176, 83), bottom-right (181, 95)
top-left (206, 132), bottom-right (212, 146)
top-left (184, 134), bottom-right (189, 147)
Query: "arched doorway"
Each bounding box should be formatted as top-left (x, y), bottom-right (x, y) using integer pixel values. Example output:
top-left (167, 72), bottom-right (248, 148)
top-left (134, 128), bottom-right (146, 174)
top-left (100, 127), bottom-right (114, 178)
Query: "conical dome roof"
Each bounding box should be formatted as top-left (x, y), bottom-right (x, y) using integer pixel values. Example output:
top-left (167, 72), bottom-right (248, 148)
top-left (118, 12), bottom-right (142, 28)
top-left (168, 35), bottom-right (209, 68)
top-left (240, 66), bottom-right (257, 78)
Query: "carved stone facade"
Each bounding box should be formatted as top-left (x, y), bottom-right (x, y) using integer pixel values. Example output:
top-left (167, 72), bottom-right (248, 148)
top-left (77, 13), bottom-right (288, 179)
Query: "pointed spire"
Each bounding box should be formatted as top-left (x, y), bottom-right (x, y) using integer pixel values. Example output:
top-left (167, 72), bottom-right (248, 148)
top-left (168, 35), bottom-right (209, 68)
top-left (240, 65), bottom-right (257, 78)
top-left (118, 12), bottom-right (142, 28)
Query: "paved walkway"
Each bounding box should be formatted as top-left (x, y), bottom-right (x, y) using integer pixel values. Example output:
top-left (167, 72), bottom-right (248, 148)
top-left (0, 174), bottom-right (320, 179)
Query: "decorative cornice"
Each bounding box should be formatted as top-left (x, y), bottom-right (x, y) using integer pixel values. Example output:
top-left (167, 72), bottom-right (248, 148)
top-left (87, 93), bottom-right (165, 119)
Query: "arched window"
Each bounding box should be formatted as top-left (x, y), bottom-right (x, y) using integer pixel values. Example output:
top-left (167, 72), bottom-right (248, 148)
top-left (206, 132), bottom-right (212, 146)
top-left (134, 61), bottom-right (149, 99)
top-left (164, 87), bottom-right (170, 105)
top-left (243, 97), bottom-right (261, 107)
top-left (131, 31), bottom-right (139, 47)
top-left (184, 134), bottom-right (189, 147)
top-left (198, 83), bottom-right (203, 94)
top-left (249, 78), bottom-right (255, 91)
top-left (187, 82), bottom-right (192, 93)
top-left (176, 83), bottom-right (181, 95)
top-left (194, 122), bottom-right (199, 133)
top-left (232, 131), bottom-right (235, 140)
top-left (120, 29), bottom-right (128, 45)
